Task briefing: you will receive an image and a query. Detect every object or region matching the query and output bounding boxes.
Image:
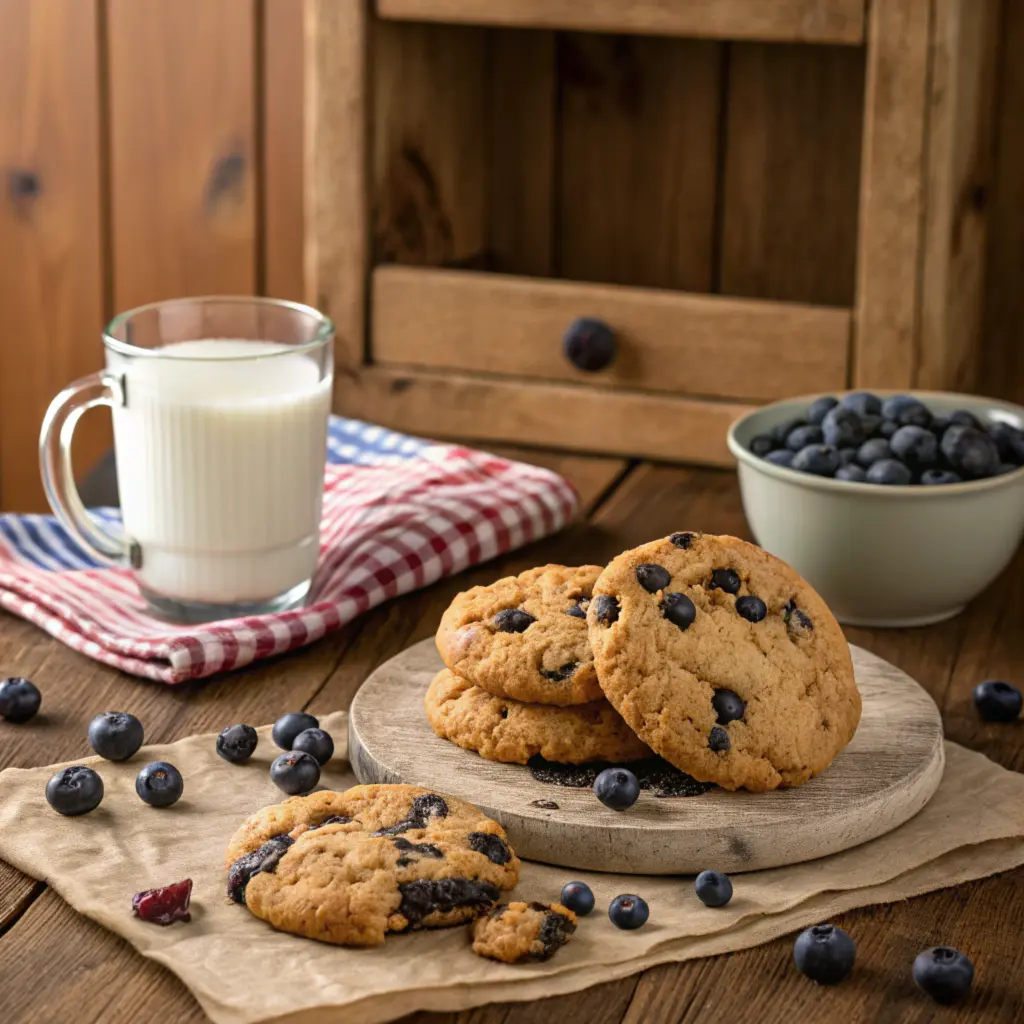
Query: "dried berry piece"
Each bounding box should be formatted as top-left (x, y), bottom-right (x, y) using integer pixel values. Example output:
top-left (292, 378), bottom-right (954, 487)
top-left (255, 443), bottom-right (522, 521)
top-left (132, 878), bottom-right (193, 925)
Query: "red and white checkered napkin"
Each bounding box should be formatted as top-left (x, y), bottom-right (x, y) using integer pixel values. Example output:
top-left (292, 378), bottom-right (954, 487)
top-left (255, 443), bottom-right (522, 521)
top-left (0, 445), bottom-right (578, 683)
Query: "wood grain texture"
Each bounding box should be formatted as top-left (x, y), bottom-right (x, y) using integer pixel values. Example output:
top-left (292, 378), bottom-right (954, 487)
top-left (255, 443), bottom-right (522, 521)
top-left (305, 0), bottom-right (368, 374)
top-left (852, 0), bottom-right (931, 388)
top-left (262, 0), bottom-right (307, 301)
top-left (719, 43), bottom-right (864, 308)
top-left (916, 0), bottom-right (1000, 393)
top-left (556, 33), bottom-right (721, 292)
top-left (0, 0), bottom-right (109, 514)
top-left (337, 366), bottom-right (753, 464)
top-left (107, 0), bottom-right (257, 309)
top-left (375, 0), bottom-right (867, 44)
top-left (350, 640), bottom-right (945, 874)
top-left (373, 267), bottom-right (851, 401)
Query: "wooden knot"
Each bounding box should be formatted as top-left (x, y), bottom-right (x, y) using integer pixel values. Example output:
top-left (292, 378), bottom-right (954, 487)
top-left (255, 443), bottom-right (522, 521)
top-left (205, 151), bottom-right (246, 208)
top-left (7, 169), bottom-right (41, 203)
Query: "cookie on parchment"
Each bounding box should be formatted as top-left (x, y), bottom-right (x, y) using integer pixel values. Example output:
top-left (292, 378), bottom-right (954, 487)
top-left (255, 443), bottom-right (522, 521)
top-left (471, 901), bottom-right (577, 963)
top-left (587, 533), bottom-right (861, 792)
top-left (425, 668), bottom-right (651, 765)
top-left (225, 784), bottom-right (519, 945)
top-left (436, 565), bottom-right (604, 706)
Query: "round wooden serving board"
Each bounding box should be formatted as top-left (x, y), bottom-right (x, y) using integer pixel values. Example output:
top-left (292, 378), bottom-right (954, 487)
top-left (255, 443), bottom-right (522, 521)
top-left (348, 639), bottom-right (945, 875)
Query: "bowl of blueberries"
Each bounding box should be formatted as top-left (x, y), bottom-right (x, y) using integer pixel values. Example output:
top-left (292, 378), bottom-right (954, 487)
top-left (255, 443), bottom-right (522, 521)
top-left (727, 391), bottom-right (1024, 627)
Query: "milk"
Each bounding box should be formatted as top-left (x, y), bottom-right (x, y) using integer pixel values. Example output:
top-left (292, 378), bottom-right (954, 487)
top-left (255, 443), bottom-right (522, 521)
top-left (110, 339), bottom-right (331, 606)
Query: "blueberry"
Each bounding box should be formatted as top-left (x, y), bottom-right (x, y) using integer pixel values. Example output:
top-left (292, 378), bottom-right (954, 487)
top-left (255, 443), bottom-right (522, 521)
top-left (855, 438), bottom-right (891, 468)
top-left (695, 870), bottom-right (733, 908)
top-left (560, 881), bottom-right (595, 917)
top-left (749, 434), bottom-right (776, 457)
top-left (292, 727), bottom-right (335, 765)
top-left (987, 421), bottom-right (1024, 465)
top-left (791, 444), bottom-right (841, 477)
top-left (592, 594), bottom-right (619, 626)
top-left (635, 564), bottom-right (671, 593)
top-left (866, 459), bottom-right (912, 485)
top-left (88, 711), bottom-right (144, 762)
top-left (920, 469), bottom-right (962, 486)
top-left (941, 425), bottom-right (1000, 479)
top-left (785, 424), bottom-right (824, 451)
top-left (841, 391), bottom-right (882, 416)
top-left (45, 765), bottom-right (103, 816)
top-left (661, 592), bottom-right (696, 631)
top-left (272, 712), bottom-right (319, 750)
top-left (821, 407), bottom-right (866, 448)
top-left (494, 608), bottom-right (536, 633)
top-left (947, 409), bottom-right (981, 430)
top-left (882, 394), bottom-right (931, 427)
top-left (609, 894), bottom-right (649, 930)
top-left (593, 767), bottom-right (640, 811)
top-left (890, 425), bottom-right (938, 470)
top-left (835, 464), bottom-right (867, 483)
top-left (879, 419), bottom-right (899, 439)
top-left (793, 923), bottom-right (857, 984)
top-left (712, 689), bottom-right (745, 724)
top-left (709, 568), bottom-right (741, 594)
top-left (735, 595), bottom-right (766, 622)
top-left (271, 750), bottom-right (321, 795)
top-left (837, 447), bottom-right (858, 466)
top-left (0, 677), bottom-right (41, 723)
top-left (806, 396), bottom-right (839, 425)
top-left (563, 317), bottom-right (616, 372)
top-left (216, 723), bottom-right (258, 763)
top-left (669, 532), bottom-right (696, 549)
top-left (973, 680), bottom-right (1022, 722)
top-left (770, 417), bottom-right (807, 445)
top-left (708, 726), bottom-right (730, 752)
top-left (912, 946), bottom-right (974, 1005)
top-left (860, 413), bottom-right (882, 437)
top-left (764, 449), bottom-right (795, 468)
top-left (135, 761), bottom-right (184, 807)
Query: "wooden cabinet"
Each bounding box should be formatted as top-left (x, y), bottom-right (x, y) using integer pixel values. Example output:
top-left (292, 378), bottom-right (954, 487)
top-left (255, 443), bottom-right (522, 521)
top-left (307, 0), bottom-right (1001, 465)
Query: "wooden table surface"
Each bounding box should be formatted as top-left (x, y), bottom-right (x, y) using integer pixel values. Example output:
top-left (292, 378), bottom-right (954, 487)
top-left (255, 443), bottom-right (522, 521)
top-left (1, 453), bottom-right (1022, 1024)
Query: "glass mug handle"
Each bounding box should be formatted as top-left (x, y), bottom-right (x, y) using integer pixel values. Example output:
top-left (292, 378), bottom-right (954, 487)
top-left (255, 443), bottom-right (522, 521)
top-left (39, 371), bottom-right (135, 567)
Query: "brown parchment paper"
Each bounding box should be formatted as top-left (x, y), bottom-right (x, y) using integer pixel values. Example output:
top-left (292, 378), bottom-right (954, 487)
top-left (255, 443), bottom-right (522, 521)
top-left (0, 712), bottom-right (1022, 1024)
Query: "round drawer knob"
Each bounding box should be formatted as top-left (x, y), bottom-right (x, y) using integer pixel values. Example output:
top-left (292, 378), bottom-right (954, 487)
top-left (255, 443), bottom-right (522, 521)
top-left (563, 317), bottom-right (616, 373)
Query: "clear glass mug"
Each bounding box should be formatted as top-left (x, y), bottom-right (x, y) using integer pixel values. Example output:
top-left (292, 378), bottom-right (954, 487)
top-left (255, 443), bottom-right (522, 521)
top-left (39, 296), bottom-right (334, 623)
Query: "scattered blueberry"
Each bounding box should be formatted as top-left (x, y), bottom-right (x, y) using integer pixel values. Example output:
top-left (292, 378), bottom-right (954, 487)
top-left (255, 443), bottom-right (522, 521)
top-left (662, 592), bottom-right (696, 631)
top-left (973, 680), bottom-right (1022, 722)
top-left (793, 923), bottom-right (857, 985)
top-left (636, 564), bottom-right (671, 593)
top-left (494, 608), bottom-right (536, 633)
top-left (0, 677), bottom-right (41, 723)
top-left (941, 425), bottom-right (1000, 479)
top-left (45, 765), bottom-right (103, 816)
top-left (841, 391), bottom-right (881, 416)
top-left (709, 568), bottom-right (741, 594)
top-left (563, 317), bottom-right (616, 372)
top-left (882, 394), bottom-right (931, 427)
top-left (735, 595), bottom-right (767, 622)
top-left (890, 425), bottom-right (938, 470)
top-left (765, 449), bottom-right (795, 468)
top-left (785, 424), bottom-right (824, 451)
top-left (920, 469), bottom-right (962, 485)
top-left (132, 878), bottom-right (193, 926)
top-left (750, 434), bottom-right (776, 457)
top-left (866, 459), bottom-right (912, 486)
top-left (822, 407), bottom-right (866, 448)
top-left (292, 727), bottom-right (335, 765)
top-left (271, 750), bottom-right (321, 795)
top-left (712, 689), bottom-right (745, 724)
top-left (135, 761), bottom-right (184, 808)
top-left (592, 594), bottom-right (619, 626)
top-left (792, 444), bottom-right (840, 477)
top-left (835, 464), bottom-right (867, 482)
top-left (912, 946), bottom-right (974, 1005)
top-left (609, 894), bottom-right (649, 930)
top-left (837, 447), bottom-right (858, 466)
top-left (271, 712), bottom-right (319, 750)
top-left (593, 767), bottom-right (640, 811)
top-left (855, 438), bottom-right (891, 468)
top-left (695, 870), bottom-right (733, 908)
top-left (88, 711), bottom-right (144, 762)
top-left (708, 726), bottom-right (730, 753)
top-left (807, 396), bottom-right (839, 425)
top-left (216, 723), bottom-right (259, 763)
top-left (560, 881), bottom-right (595, 917)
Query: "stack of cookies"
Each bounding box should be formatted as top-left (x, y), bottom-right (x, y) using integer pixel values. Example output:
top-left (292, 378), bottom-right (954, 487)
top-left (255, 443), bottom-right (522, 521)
top-left (426, 534), bottom-right (862, 792)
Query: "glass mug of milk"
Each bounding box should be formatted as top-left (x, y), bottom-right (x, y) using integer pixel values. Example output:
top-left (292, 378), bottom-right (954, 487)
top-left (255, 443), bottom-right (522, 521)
top-left (39, 296), bottom-right (334, 622)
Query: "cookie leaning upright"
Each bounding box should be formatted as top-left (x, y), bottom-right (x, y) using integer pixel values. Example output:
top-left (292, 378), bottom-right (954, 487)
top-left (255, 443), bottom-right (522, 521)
top-left (588, 533), bottom-right (861, 791)
top-left (436, 564), bottom-right (604, 705)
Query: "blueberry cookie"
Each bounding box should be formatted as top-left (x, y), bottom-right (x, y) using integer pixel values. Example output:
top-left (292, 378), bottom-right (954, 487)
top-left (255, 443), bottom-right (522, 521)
top-left (425, 668), bottom-right (651, 764)
top-left (436, 565), bottom-right (604, 706)
top-left (471, 901), bottom-right (577, 963)
top-left (588, 533), bottom-right (860, 791)
top-left (225, 784), bottom-right (519, 945)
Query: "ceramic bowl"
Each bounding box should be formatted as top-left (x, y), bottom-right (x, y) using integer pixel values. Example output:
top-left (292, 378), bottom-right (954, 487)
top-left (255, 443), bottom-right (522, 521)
top-left (727, 391), bottom-right (1024, 627)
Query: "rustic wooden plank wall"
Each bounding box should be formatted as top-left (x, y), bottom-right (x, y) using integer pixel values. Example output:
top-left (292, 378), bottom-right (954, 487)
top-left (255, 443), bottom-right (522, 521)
top-left (1, 0), bottom-right (1021, 512)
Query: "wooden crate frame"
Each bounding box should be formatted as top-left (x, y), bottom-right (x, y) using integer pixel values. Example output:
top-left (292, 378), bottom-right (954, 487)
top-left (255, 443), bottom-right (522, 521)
top-left (305, 0), bottom-right (999, 465)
